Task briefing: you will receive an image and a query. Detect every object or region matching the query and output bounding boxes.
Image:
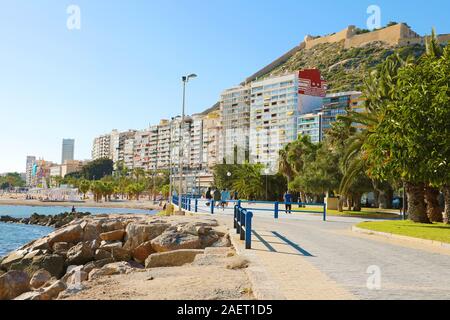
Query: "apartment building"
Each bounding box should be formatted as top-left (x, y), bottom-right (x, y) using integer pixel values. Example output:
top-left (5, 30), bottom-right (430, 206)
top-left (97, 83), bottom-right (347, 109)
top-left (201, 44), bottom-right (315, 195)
top-left (170, 116), bottom-right (192, 170)
top-left (156, 120), bottom-right (172, 170)
top-left (92, 134), bottom-right (111, 160)
top-left (110, 130), bottom-right (137, 167)
top-left (321, 91), bottom-right (363, 134)
top-left (202, 111), bottom-right (222, 169)
top-left (298, 112), bottom-right (323, 144)
top-left (133, 126), bottom-right (159, 171)
top-left (25, 156), bottom-right (36, 186)
top-left (249, 70), bottom-right (325, 172)
top-left (219, 86), bottom-right (251, 165)
top-left (190, 114), bottom-right (204, 170)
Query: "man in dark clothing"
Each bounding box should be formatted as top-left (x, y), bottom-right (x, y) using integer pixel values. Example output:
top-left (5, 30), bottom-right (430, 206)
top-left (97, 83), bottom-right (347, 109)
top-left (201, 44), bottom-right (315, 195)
top-left (205, 187), bottom-right (212, 206)
top-left (284, 191), bottom-right (293, 214)
top-left (213, 189), bottom-right (221, 207)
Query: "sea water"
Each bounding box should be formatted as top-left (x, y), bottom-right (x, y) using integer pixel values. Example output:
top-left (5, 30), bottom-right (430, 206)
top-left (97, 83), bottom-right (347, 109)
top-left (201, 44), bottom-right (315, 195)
top-left (0, 205), bottom-right (155, 257)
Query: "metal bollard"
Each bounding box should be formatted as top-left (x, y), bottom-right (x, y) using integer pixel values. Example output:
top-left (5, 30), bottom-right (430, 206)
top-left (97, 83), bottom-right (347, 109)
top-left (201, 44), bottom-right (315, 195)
top-left (211, 200), bottom-right (215, 214)
top-left (195, 199), bottom-right (198, 213)
top-left (240, 210), bottom-right (246, 241)
top-left (274, 202), bottom-right (279, 219)
top-left (245, 211), bottom-right (253, 249)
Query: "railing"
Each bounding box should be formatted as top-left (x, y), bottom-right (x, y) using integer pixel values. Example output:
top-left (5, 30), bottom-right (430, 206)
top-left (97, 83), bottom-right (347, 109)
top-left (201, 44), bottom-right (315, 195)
top-left (234, 202), bottom-right (253, 249)
top-left (172, 196), bottom-right (327, 221)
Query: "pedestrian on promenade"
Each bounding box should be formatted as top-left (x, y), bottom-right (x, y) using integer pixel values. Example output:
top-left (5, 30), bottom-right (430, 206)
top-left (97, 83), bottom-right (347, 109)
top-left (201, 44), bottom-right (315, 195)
top-left (205, 187), bottom-right (212, 206)
top-left (71, 206), bottom-right (76, 214)
top-left (213, 188), bottom-right (221, 207)
top-left (284, 191), bottom-right (293, 214)
top-left (221, 188), bottom-right (231, 210)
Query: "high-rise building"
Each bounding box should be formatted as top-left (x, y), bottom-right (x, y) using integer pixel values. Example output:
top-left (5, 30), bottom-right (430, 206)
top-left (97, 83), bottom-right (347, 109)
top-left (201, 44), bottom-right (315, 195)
top-left (321, 91), bottom-right (363, 135)
top-left (156, 120), bottom-right (172, 170)
top-left (219, 86), bottom-right (251, 165)
top-left (298, 112), bottom-right (323, 144)
top-left (92, 134), bottom-right (111, 160)
top-left (249, 70), bottom-right (326, 172)
top-left (110, 129), bottom-right (137, 168)
top-left (61, 139), bottom-right (75, 164)
top-left (202, 111), bottom-right (222, 169)
top-left (25, 156), bottom-right (36, 186)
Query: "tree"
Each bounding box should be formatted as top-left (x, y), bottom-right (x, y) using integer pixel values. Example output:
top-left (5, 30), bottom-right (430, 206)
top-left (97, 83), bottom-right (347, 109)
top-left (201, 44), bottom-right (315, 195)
top-left (0, 173), bottom-right (25, 189)
top-left (81, 158), bottom-right (114, 180)
top-left (232, 163), bottom-right (265, 200)
top-left (363, 41), bottom-right (450, 223)
top-left (78, 179), bottom-right (91, 199)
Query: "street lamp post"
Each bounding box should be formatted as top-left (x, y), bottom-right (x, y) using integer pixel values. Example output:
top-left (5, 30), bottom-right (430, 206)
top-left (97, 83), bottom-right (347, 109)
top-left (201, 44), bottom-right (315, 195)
top-left (178, 74), bottom-right (197, 208)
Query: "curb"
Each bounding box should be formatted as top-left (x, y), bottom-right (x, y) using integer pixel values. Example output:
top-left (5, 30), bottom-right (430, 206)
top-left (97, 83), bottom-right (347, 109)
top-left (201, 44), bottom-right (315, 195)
top-left (228, 231), bottom-right (286, 300)
top-left (352, 226), bottom-right (450, 251)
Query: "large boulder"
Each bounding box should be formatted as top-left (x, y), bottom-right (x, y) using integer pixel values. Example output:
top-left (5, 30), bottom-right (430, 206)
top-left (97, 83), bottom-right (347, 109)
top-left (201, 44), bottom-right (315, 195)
top-left (0, 250), bottom-right (27, 270)
top-left (52, 242), bottom-right (73, 257)
top-left (82, 223), bottom-right (101, 242)
top-left (102, 221), bottom-right (126, 233)
top-left (66, 242), bottom-right (94, 266)
top-left (94, 249), bottom-right (112, 261)
top-left (82, 258), bottom-right (115, 274)
top-left (88, 262), bottom-right (133, 280)
top-left (145, 250), bottom-right (204, 268)
top-left (123, 223), bottom-right (170, 251)
top-left (41, 280), bottom-right (67, 300)
top-left (132, 241), bottom-right (155, 263)
top-left (0, 270), bottom-right (30, 300)
top-left (100, 230), bottom-right (125, 242)
top-left (30, 269), bottom-right (52, 289)
top-left (48, 224), bottom-right (84, 246)
top-left (150, 230), bottom-right (201, 253)
top-left (10, 254), bottom-right (65, 279)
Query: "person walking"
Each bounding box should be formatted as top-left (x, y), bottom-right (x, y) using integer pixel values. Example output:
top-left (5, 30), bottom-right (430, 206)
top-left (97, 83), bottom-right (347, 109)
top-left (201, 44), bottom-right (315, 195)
top-left (205, 187), bottom-right (212, 206)
top-left (213, 188), bottom-right (221, 207)
top-left (221, 188), bottom-right (231, 210)
top-left (284, 191), bottom-right (293, 214)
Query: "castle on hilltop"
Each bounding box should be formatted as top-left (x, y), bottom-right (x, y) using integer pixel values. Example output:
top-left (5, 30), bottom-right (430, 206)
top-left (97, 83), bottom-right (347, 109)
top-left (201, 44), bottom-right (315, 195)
top-left (304, 23), bottom-right (450, 50)
top-left (244, 23), bottom-right (450, 84)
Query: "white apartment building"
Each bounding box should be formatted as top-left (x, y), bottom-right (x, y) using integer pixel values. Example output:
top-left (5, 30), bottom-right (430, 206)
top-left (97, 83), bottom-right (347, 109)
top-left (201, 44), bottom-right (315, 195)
top-left (123, 138), bottom-right (135, 170)
top-left (170, 116), bottom-right (192, 170)
top-left (298, 112), bottom-right (323, 144)
top-left (202, 111), bottom-right (222, 169)
top-left (110, 130), bottom-right (137, 167)
top-left (219, 86), bottom-right (251, 164)
top-left (249, 71), bottom-right (325, 172)
top-left (92, 134), bottom-right (111, 160)
top-left (133, 126), bottom-right (159, 171)
top-left (156, 120), bottom-right (172, 170)
top-left (190, 114), bottom-right (204, 170)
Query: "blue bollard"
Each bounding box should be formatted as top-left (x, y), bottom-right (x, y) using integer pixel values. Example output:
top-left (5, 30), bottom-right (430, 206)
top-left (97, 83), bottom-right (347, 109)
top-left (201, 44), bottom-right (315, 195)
top-left (323, 203), bottom-right (327, 221)
top-left (274, 202), bottom-right (279, 219)
top-left (195, 199), bottom-right (198, 213)
top-left (245, 211), bottom-right (253, 249)
top-left (240, 211), bottom-right (246, 241)
top-left (211, 200), bottom-right (215, 214)
top-left (188, 198), bottom-right (191, 211)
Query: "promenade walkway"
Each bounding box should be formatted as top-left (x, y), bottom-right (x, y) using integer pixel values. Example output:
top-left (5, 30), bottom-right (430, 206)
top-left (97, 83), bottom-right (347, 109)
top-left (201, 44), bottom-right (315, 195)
top-left (215, 212), bottom-right (450, 300)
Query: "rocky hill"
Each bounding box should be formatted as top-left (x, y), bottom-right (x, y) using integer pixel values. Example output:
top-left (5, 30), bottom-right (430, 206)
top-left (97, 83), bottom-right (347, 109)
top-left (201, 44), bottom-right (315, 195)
top-left (255, 41), bottom-right (426, 93)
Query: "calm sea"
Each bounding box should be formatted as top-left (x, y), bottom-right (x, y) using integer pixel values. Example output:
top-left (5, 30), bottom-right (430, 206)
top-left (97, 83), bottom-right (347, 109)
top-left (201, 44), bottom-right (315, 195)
top-left (0, 205), bottom-right (155, 257)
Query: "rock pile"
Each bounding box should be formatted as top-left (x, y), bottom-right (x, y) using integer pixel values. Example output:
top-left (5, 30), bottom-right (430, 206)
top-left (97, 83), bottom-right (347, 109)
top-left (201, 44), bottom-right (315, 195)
top-left (0, 215), bottom-right (231, 300)
top-left (0, 212), bottom-right (92, 228)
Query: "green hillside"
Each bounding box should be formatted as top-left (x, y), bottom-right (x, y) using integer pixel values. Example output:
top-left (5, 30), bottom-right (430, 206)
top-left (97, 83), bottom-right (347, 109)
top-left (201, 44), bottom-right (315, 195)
top-left (257, 41), bottom-right (426, 93)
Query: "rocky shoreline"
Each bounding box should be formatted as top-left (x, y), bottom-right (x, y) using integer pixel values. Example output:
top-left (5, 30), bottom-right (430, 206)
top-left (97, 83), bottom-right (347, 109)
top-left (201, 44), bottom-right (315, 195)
top-left (1, 212), bottom-right (92, 228)
top-left (0, 213), bottom-right (237, 300)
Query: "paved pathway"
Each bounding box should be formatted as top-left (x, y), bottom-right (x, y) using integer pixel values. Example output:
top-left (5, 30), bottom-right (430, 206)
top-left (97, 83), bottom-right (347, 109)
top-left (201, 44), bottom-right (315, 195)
top-left (216, 212), bottom-right (450, 300)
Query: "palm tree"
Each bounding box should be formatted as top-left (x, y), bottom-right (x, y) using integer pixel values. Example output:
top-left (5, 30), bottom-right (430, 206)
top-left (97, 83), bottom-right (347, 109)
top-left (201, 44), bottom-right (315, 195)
top-left (278, 145), bottom-right (294, 189)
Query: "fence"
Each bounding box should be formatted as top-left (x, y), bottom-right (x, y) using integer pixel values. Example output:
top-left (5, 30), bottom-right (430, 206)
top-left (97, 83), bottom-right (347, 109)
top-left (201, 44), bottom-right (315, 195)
top-left (172, 196), bottom-right (327, 221)
top-left (234, 203), bottom-right (253, 249)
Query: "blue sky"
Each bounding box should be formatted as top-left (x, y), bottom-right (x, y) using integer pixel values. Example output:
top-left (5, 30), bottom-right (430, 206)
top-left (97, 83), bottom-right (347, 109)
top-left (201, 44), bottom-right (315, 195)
top-left (0, 0), bottom-right (449, 173)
